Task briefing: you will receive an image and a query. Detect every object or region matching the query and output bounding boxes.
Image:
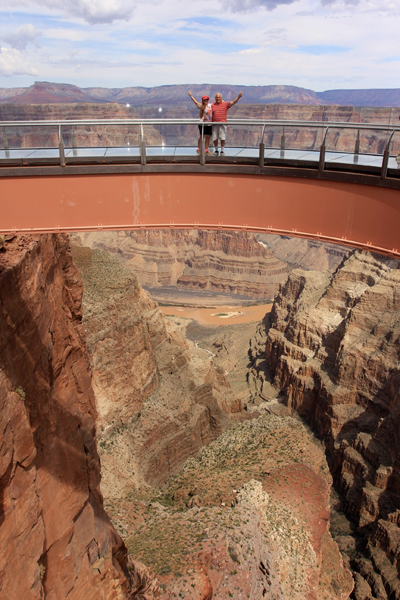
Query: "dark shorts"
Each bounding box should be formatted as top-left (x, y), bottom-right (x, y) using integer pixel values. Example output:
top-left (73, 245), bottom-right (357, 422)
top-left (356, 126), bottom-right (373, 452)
top-left (198, 124), bottom-right (212, 136)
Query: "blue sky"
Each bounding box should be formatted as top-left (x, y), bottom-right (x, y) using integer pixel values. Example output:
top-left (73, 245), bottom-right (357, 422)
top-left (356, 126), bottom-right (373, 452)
top-left (0, 0), bottom-right (399, 90)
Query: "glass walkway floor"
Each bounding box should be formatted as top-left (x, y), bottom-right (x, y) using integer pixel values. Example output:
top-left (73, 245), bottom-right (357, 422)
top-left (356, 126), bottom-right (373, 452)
top-left (0, 146), bottom-right (399, 172)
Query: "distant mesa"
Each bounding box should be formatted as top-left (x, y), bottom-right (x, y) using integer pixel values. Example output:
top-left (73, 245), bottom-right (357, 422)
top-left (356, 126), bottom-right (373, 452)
top-left (0, 81), bottom-right (97, 104)
top-left (1, 81), bottom-right (400, 107)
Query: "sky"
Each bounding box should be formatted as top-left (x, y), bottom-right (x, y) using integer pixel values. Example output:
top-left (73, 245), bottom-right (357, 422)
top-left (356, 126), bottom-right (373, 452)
top-left (0, 0), bottom-right (399, 91)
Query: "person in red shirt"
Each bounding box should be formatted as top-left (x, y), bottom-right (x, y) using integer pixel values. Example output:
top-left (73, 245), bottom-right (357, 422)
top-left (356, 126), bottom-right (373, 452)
top-left (211, 91), bottom-right (242, 156)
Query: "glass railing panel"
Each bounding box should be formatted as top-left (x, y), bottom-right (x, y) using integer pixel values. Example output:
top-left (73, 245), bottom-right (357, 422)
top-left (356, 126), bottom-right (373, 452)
top-left (61, 124), bottom-right (142, 150)
top-left (322, 124), bottom-right (395, 159)
top-left (143, 123), bottom-right (264, 150)
top-left (2, 124), bottom-right (59, 151)
top-left (357, 127), bottom-right (389, 157)
top-left (359, 107), bottom-right (396, 126)
top-left (262, 125), bottom-right (325, 153)
top-left (387, 130), bottom-right (400, 170)
top-left (324, 126), bottom-right (359, 155)
top-left (228, 124), bottom-right (262, 149)
top-left (143, 123), bottom-right (195, 148)
top-left (356, 107), bottom-right (398, 158)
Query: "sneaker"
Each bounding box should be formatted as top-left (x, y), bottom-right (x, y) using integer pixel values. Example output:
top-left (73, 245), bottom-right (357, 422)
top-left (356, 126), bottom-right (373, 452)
top-left (220, 150), bottom-right (225, 156)
top-left (214, 149), bottom-right (219, 156)
top-left (205, 149), bottom-right (209, 154)
top-left (196, 148), bottom-right (200, 154)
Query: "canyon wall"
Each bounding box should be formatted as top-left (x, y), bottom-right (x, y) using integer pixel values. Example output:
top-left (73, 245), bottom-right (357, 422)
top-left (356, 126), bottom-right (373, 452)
top-left (74, 230), bottom-right (289, 301)
top-left (71, 244), bottom-right (242, 499)
top-left (0, 234), bottom-right (135, 600)
top-left (264, 250), bottom-right (400, 599)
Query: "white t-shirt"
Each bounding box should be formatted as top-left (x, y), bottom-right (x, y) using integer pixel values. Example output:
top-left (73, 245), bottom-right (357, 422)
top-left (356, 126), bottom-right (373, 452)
top-left (199, 103), bottom-right (212, 123)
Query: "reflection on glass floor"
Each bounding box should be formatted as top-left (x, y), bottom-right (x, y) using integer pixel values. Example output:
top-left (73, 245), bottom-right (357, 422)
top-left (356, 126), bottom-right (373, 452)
top-left (67, 148), bottom-right (107, 157)
top-left (0, 149), bottom-right (37, 159)
top-left (0, 145), bottom-right (399, 173)
top-left (105, 147), bottom-right (141, 157)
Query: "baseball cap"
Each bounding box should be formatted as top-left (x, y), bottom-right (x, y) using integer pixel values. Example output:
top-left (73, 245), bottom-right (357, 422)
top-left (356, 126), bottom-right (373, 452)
top-left (202, 95), bottom-right (209, 101)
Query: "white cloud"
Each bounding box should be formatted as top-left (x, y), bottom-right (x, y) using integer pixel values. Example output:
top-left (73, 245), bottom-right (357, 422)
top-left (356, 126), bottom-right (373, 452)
top-left (320, 0), bottom-right (400, 11)
top-left (0, 0), bottom-right (136, 24)
top-left (1, 24), bottom-right (42, 50)
top-left (61, 0), bottom-right (134, 24)
top-left (0, 45), bottom-right (38, 75)
top-left (45, 28), bottom-right (87, 41)
top-left (238, 48), bottom-right (261, 54)
top-left (263, 27), bottom-right (287, 44)
top-left (0, 0), bottom-right (399, 89)
top-left (223, 0), bottom-right (298, 12)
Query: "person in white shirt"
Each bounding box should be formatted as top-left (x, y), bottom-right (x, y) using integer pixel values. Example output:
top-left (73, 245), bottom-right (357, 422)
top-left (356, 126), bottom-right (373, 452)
top-left (188, 91), bottom-right (212, 154)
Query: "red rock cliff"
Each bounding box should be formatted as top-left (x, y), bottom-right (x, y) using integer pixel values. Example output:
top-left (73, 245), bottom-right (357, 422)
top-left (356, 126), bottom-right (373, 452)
top-left (265, 251), bottom-right (400, 598)
top-left (0, 234), bottom-right (133, 600)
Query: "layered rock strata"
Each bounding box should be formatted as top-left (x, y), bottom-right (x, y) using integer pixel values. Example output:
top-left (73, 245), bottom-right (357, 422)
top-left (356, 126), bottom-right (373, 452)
top-left (264, 250), bottom-right (400, 598)
top-left (258, 233), bottom-right (349, 272)
top-left (74, 230), bottom-right (288, 301)
top-left (0, 234), bottom-right (135, 599)
top-left (71, 245), bottom-right (242, 499)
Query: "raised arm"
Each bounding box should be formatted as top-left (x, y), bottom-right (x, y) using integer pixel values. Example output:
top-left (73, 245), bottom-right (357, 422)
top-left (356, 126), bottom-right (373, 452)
top-left (188, 91), bottom-right (202, 110)
top-left (229, 91), bottom-right (243, 108)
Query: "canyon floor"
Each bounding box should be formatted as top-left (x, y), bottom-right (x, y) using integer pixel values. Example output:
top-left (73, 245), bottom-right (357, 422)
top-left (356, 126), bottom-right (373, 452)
top-left (98, 310), bottom-right (353, 600)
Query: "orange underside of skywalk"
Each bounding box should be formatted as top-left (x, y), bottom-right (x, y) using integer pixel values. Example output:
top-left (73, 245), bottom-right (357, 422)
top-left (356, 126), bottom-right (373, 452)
top-left (1, 172), bottom-right (399, 257)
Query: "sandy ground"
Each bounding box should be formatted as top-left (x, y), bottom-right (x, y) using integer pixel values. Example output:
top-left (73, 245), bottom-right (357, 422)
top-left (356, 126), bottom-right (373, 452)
top-left (160, 303), bottom-right (272, 326)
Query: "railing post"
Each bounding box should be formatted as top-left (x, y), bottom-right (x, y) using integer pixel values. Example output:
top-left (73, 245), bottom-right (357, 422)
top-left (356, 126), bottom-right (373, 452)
top-left (319, 127), bottom-right (328, 172)
top-left (381, 129), bottom-right (396, 179)
top-left (140, 139), bottom-right (147, 165)
top-left (280, 126), bottom-right (285, 158)
top-left (381, 149), bottom-right (390, 179)
top-left (318, 144), bottom-right (326, 172)
top-left (200, 136), bottom-right (205, 166)
top-left (2, 127), bottom-right (10, 159)
top-left (58, 125), bottom-right (66, 167)
top-left (140, 124), bottom-right (146, 166)
top-left (72, 126), bottom-right (77, 157)
top-left (353, 128), bottom-right (360, 164)
top-left (259, 142), bottom-right (265, 167)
